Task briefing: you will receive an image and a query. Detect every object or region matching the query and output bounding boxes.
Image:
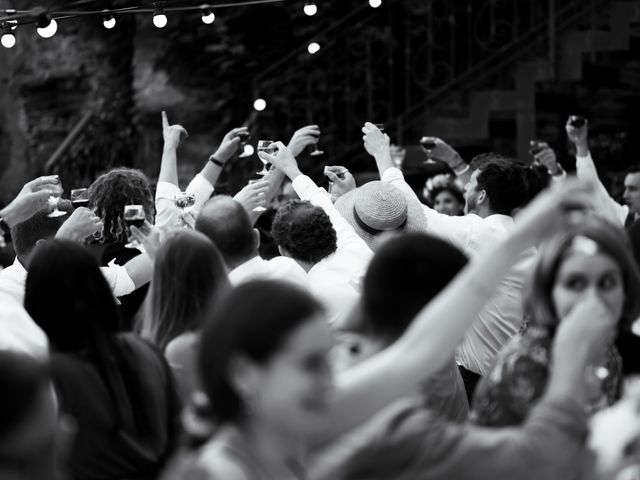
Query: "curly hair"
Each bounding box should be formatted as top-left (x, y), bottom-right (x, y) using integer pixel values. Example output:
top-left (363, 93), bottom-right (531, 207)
top-left (271, 200), bottom-right (337, 264)
top-left (87, 168), bottom-right (155, 244)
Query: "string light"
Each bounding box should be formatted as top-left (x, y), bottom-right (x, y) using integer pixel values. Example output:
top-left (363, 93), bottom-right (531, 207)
top-left (102, 14), bottom-right (116, 29)
top-left (303, 2), bottom-right (317, 16)
top-left (201, 6), bottom-right (215, 24)
top-left (36, 15), bottom-right (57, 38)
top-left (1, 23), bottom-right (16, 48)
top-left (369, 0), bottom-right (382, 8)
top-left (152, 3), bottom-right (167, 28)
top-left (253, 98), bottom-right (267, 111)
top-left (307, 41), bottom-right (320, 54)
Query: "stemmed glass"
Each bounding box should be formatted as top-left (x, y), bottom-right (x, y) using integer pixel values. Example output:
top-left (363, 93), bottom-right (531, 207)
top-left (174, 191), bottom-right (196, 228)
top-left (390, 144), bottom-right (406, 170)
top-left (123, 205), bottom-right (146, 249)
top-left (420, 137), bottom-right (437, 165)
top-left (237, 131), bottom-right (253, 158)
top-left (310, 130), bottom-right (324, 157)
top-left (248, 179), bottom-right (267, 212)
top-left (48, 177), bottom-right (67, 218)
top-left (70, 188), bottom-right (89, 208)
top-left (256, 140), bottom-right (276, 176)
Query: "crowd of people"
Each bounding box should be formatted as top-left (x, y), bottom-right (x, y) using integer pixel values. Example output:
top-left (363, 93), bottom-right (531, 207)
top-left (1, 112), bottom-right (640, 480)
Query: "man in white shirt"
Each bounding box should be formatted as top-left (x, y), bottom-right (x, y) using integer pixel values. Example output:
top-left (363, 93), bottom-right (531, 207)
top-left (195, 196), bottom-right (309, 287)
top-left (361, 123), bottom-right (535, 398)
top-left (567, 118), bottom-right (640, 228)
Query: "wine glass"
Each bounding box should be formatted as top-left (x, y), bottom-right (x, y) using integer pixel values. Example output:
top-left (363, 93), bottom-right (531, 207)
top-left (256, 140), bottom-right (276, 176)
top-left (420, 136), bottom-right (437, 165)
top-left (174, 191), bottom-right (196, 228)
top-left (237, 131), bottom-right (253, 158)
top-left (310, 130), bottom-right (324, 157)
top-left (123, 205), bottom-right (146, 249)
top-left (568, 115), bottom-right (586, 128)
top-left (47, 177), bottom-right (67, 218)
top-left (248, 179), bottom-right (267, 212)
top-left (70, 188), bottom-right (89, 209)
top-left (389, 144), bottom-right (406, 170)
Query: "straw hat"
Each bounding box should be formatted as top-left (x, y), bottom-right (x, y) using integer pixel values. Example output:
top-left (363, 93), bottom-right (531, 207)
top-left (335, 181), bottom-right (428, 250)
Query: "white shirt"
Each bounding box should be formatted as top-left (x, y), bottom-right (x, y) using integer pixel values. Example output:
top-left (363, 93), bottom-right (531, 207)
top-left (291, 175), bottom-right (374, 326)
top-left (0, 256), bottom-right (135, 305)
top-left (382, 167), bottom-right (535, 375)
top-left (229, 255), bottom-right (310, 289)
top-left (0, 292), bottom-right (48, 360)
top-left (155, 173), bottom-right (214, 234)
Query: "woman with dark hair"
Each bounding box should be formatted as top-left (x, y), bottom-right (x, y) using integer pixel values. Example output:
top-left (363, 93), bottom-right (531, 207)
top-left (88, 167), bottom-right (156, 327)
top-left (24, 240), bottom-right (180, 480)
top-left (422, 174), bottom-right (465, 216)
top-left (472, 216), bottom-right (640, 426)
top-left (139, 229), bottom-right (229, 399)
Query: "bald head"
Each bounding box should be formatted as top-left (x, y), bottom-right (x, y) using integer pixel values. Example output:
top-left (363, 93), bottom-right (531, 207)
top-left (195, 196), bottom-right (258, 269)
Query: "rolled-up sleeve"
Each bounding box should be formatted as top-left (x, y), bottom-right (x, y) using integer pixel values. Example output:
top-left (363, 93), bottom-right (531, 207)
top-left (155, 174), bottom-right (214, 234)
top-left (100, 263), bottom-right (135, 297)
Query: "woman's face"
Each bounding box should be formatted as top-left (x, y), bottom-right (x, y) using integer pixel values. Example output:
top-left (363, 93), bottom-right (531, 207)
top-left (551, 251), bottom-right (624, 321)
top-left (434, 191), bottom-right (464, 216)
top-left (251, 315), bottom-right (334, 438)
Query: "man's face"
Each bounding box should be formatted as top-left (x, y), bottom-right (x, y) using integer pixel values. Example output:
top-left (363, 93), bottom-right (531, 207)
top-left (464, 170), bottom-right (481, 215)
top-left (623, 172), bottom-right (640, 215)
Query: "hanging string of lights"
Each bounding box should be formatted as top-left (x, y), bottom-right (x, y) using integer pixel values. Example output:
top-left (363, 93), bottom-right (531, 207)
top-left (0, 0), bottom-right (296, 48)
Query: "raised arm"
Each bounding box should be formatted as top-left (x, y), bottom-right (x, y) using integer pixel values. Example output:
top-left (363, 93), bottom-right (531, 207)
top-left (311, 179), bottom-right (596, 445)
top-left (566, 118), bottom-right (628, 226)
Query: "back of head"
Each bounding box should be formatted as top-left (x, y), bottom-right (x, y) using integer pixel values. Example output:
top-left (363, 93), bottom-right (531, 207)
top-left (476, 158), bottom-right (528, 215)
top-left (24, 240), bottom-right (120, 352)
top-left (142, 229), bottom-right (229, 350)
top-left (199, 280), bottom-right (323, 423)
top-left (272, 199), bottom-right (337, 264)
top-left (11, 200), bottom-right (73, 259)
top-left (523, 164), bottom-right (551, 205)
top-left (195, 196), bottom-right (257, 268)
top-left (88, 168), bottom-right (155, 244)
top-left (469, 152), bottom-right (508, 172)
top-left (362, 233), bottom-right (468, 341)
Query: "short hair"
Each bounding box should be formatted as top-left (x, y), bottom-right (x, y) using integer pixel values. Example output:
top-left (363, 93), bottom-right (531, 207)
top-left (11, 200), bottom-right (73, 257)
top-left (625, 166), bottom-right (640, 176)
top-left (469, 152), bottom-right (509, 171)
top-left (271, 200), bottom-right (337, 264)
top-left (362, 233), bottom-right (468, 341)
top-left (476, 159), bottom-right (528, 215)
top-left (199, 280), bottom-right (323, 423)
top-left (524, 216), bottom-right (640, 331)
top-left (88, 168), bottom-right (155, 245)
top-left (195, 196), bottom-right (257, 267)
top-left (141, 230), bottom-right (229, 350)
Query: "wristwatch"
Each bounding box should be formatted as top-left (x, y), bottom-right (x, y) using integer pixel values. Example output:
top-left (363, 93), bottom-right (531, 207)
top-left (208, 155), bottom-right (224, 167)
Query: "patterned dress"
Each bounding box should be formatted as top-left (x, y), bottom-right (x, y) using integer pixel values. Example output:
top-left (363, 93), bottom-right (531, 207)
top-left (471, 324), bottom-right (623, 427)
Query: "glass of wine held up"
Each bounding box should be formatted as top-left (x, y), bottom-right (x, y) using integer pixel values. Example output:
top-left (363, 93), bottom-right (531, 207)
top-left (237, 130), bottom-right (253, 158)
top-left (123, 205), bottom-right (146, 250)
top-left (70, 188), bottom-right (89, 208)
top-left (174, 192), bottom-right (196, 228)
top-left (48, 176), bottom-right (67, 218)
top-left (256, 140), bottom-right (276, 176)
top-left (420, 137), bottom-right (438, 165)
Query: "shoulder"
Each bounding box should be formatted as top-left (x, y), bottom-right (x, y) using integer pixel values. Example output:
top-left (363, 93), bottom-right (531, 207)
top-left (165, 332), bottom-right (199, 368)
top-left (198, 436), bottom-right (253, 480)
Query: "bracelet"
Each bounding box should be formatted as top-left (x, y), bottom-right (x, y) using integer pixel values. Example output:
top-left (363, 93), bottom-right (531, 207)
top-left (209, 155), bottom-right (224, 167)
top-left (453, 163), bottom-right (470, 175)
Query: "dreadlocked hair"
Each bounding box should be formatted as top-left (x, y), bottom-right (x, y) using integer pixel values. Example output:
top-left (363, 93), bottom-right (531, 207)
top-left (88, 168), bottom-right (155, 245)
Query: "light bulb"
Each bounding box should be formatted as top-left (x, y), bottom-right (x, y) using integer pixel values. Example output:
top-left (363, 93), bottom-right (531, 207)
top-left (253, 98), bottom-right (267, 112)
top-left (303, 2), bottom-right (317, 16)
top-left (36, 18), bottom-right (57, 39)
top-left (201, 10), bottom-right (215, 24)
top-left (307, 42), bottom-right (320, 54)
top-left (1, 32), bottom-right (15, 48)
top-left (153, 13), bottom-right (168, 28)
top-left (243, 144), bottom-right (255, 156)
top-left (369, 0), bottom-right (382, 7)
top-left (103, 15), bottom-right (116, 29)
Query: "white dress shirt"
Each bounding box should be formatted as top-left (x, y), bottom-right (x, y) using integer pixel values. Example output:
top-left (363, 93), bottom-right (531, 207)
top-left (0, 292), bottom-right (48, 360)
top-left (229, 255), bottom-right (310, 289)
top-left (0, 256), bottom-right (135, 305)
top-left (155, 173), bottom-right (214, 234)
top-left (382, 167), bottom-right (535, 375)
top-left (291, 175), bottom-right (374, 326)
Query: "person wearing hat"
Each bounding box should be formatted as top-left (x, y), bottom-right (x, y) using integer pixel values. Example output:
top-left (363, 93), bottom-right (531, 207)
top-left (361, 122), bottom-right (535, 402)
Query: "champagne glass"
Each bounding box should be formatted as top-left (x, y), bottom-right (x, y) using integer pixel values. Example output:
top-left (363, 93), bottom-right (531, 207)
top-left (310, 130), bottom-right (324, 157)
top-left (237, 131), bottom-right (253, 158)
top-left (248, 179), bottom-right (267, 212)
top-left (174, 191), bottom-right (196, 228)
top-left (420, 136), bottom-right (437, 165)
top-left (47, 177), bottom-right (67, 218)
top-left (70, 188), bottom-right (89, 208)
top-left (568, 115), bottom-right (586, 128)
top-left (256, 140), bottom-right (276, 176)
top-left (123, 205), bottom-right (146, 249)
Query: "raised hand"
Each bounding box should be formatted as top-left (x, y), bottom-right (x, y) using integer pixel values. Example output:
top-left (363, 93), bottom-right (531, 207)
top-left (287, 125), bottom-right (321, 157)
top-left (0, 175), bottom-right (63, 228)
top-left (258, 142), bottom-right (301, 179)
top-left (213, 126), bottom-right (250, 164)
top-left (130, 221), bottom-right (160, 258)
top-left (325, 166), bottom-right (356, 200)
top-left (55, 207), bottom-right (103, 242)
top-left (162, 111), bottom-right (188, 151)
top-left (565, 117), bottom-right (589, 157)
top-left (233, 180), bottom-right (270, 213)
top-left (532, 141), bottom-right (561, 175)
top-left (420, 136), bottom-right (465, 169)
top-left (362, 122), bottom-right (390, 158)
